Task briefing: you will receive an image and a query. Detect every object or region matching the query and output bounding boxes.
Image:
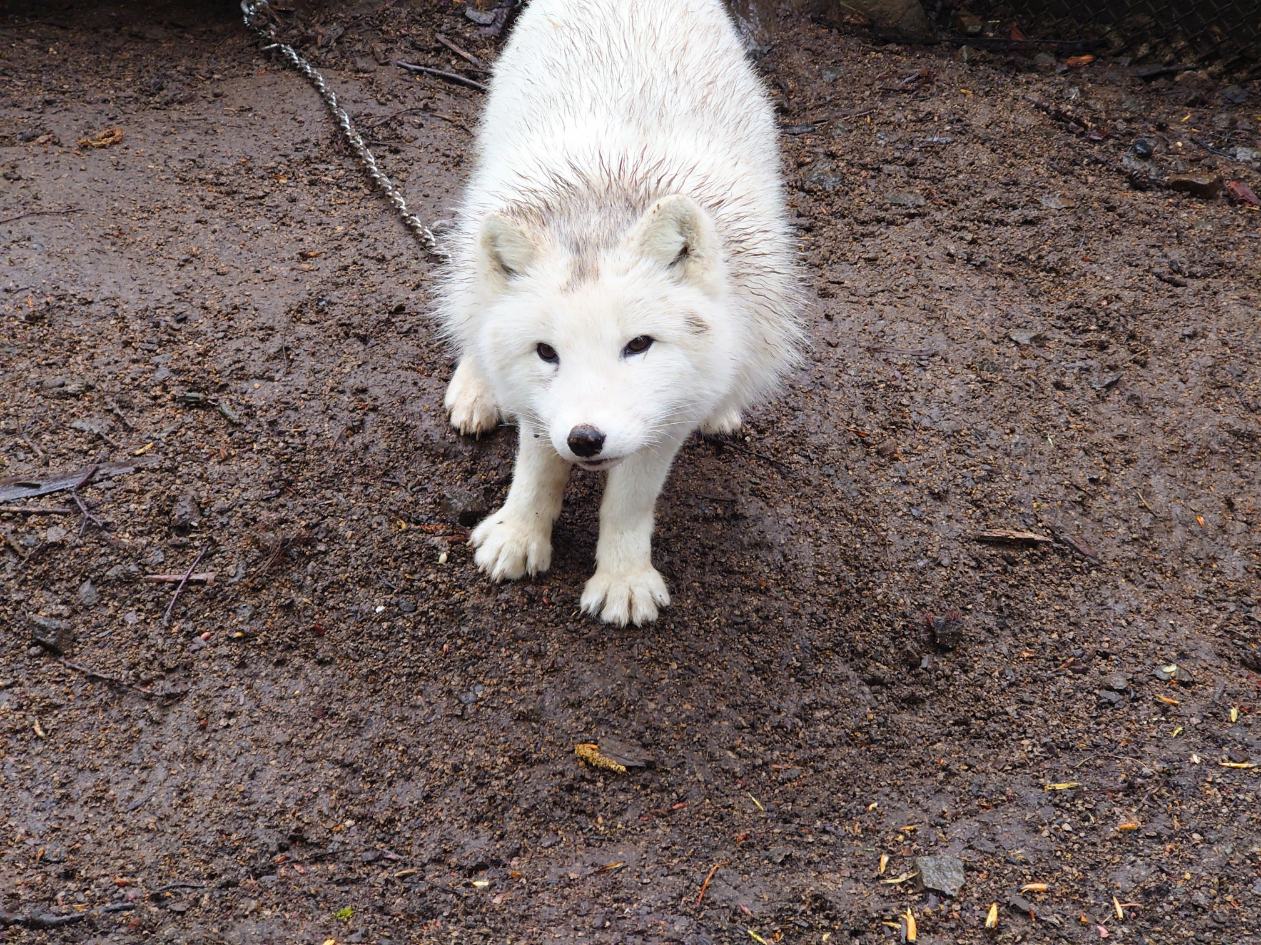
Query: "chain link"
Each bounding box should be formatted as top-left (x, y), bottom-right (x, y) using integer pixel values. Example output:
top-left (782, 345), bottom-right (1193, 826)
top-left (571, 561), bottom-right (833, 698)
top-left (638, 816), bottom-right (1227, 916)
top-left (241, 0), bottom-right (440, 256)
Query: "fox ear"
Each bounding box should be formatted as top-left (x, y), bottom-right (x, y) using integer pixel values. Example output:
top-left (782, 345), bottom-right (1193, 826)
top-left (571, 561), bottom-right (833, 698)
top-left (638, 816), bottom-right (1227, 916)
top-left (479, 214), bottom-right (538, 281)
top-left (629, 195), bottom-right (719, 285)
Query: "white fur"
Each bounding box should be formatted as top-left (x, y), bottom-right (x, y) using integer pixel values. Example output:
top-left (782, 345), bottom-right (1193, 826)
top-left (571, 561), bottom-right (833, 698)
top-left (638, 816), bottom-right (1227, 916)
top-left (436, 0), bottom-right (804, 625)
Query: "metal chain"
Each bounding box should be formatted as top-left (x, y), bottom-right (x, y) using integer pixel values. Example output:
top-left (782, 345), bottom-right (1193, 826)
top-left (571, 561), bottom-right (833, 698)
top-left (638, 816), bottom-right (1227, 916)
top-left (240, 0), bottom-right (440, 256)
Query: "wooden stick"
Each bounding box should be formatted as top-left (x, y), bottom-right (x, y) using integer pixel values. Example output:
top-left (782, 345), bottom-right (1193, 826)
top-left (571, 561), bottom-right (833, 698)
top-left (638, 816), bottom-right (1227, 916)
top-left (163, 547), bottom-right (208, 627)
top-left (144, 572), bottom-right (217, 585)
top-left (396, 61), bottom-right (488, 92)
top-left (435, 32), bottom-right (487, 70)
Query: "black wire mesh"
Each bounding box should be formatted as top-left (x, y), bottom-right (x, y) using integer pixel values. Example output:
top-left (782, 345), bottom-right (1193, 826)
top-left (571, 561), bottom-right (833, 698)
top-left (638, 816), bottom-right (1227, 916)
top-left (949, 0), bottom-right (1261, 67)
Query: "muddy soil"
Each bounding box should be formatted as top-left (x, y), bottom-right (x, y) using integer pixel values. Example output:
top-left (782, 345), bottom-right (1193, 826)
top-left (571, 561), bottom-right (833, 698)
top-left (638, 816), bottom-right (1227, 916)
top-left (2, 2), bottom-right (1259, 943)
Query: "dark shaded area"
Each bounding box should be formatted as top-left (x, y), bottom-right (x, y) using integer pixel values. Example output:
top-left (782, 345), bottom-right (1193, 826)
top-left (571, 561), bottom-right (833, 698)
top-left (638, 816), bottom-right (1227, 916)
top-left (1, 1), bottom-right (1259, 943)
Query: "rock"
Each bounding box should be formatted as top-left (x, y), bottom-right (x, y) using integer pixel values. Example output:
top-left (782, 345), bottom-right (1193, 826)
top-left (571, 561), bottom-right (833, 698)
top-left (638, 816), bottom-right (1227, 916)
top-left (1097, 689), bottom-right (1123, 706)
top-left (1154, 663), bottom-right (1194, 685)
top-left (1232, 147), bottom-right (1260, 165)
top-left (1006, 892), bottom-right (1039, 917)
top-left (1008, 328), bottom-right (1045, 346)
top-left (171, 492), bottom-right (200, 532)
top-left (1132, 138), bottom-right (1154, 159)
top-left (1033, 52), bottom-right (1056, 72)
top-left (928, 611), bottom-right (963, 650)
top-left (42, 375), bottom-right (89, 398)
top-left (887, 190), bottom-right (926, 208)
top-left (1221, 85), bottom-right (1249, 105)
top-left (804, 162), bottom-right (845, 192)
top-left (77, 580), bottom-right (99, 607)
top-left (916, 854), bottom-right (965, 897)
top-left (1167, 175), bottom-right (1223, 200)
top-left (443, 487), bottom-right (489, 528)
top-left (30, 615), bottom-right (74, 655)
top-left (1103, 672), bottom-right (1130, 692)
top-left (1039, 194), bottom-right (1069, 210)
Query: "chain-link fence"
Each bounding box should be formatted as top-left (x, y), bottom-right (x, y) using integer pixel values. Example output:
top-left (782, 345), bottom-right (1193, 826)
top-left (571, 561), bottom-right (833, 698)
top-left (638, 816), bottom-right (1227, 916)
top-left (944, 0), bottom-right (1261, 69)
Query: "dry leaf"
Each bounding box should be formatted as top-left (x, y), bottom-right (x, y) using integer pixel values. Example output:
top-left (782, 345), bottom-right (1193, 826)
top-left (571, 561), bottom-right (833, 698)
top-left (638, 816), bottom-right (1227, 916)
top-left (1044, 781), bottom-right (1081, 791)
top-left (1117, 821), bottom-right (1140, 832)
top-left (878, 853), bottom-right (889, 875)
top-left (1154, 694), bottom-right (1180, 706)
top-left (1021, 883), bottom-right (1049, 894)
top-left (905, 908), bottom-right (918, 942)
top-left (1219, 760), bottom-right (1257, 770)
top-left (574, 743), bottom-right (627, 774)
top-left (78, 126), bottom-right (125, 149)
top-left (880, 870), bottom-right (918, 885)
top-left (985, 902), bottom-right (999, 929)
top-left (1112, 896), bottom-right (1124, 920)
top-left (1066, 54), bottom-right (1096, 67)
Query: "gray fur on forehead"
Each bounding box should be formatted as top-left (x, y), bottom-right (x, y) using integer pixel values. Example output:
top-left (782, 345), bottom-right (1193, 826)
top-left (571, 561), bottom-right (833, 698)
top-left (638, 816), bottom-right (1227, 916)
top-left (492, 151), bottom-right (735, 255)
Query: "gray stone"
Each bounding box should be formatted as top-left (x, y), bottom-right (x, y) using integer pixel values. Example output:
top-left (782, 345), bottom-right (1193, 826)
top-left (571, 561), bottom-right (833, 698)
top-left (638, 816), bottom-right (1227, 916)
top-left (77, 580), bottom-right (100, 607)
top-left (172, 492), bottom-right (200, 531)
top-left (916, 854), bottom-right (965, 897)
top-left (443, 487), bottom-right (489, 527)
top-left (30, 615), bottom-right (74, 655)
top-left (887, 190), bottom-right (926, 208)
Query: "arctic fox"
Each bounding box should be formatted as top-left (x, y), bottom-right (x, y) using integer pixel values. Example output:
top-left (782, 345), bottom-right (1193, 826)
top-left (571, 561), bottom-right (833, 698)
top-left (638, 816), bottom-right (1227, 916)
top-left (437, 0), bottom-right (803, 626)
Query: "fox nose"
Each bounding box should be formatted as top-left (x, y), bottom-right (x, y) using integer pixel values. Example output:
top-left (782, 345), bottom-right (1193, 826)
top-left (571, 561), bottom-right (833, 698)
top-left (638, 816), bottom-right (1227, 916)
top-left (567, 424), bottom-right (606, 458)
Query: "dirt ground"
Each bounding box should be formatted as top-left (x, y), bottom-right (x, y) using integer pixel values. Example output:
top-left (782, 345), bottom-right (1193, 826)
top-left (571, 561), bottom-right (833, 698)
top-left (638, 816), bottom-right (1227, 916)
top-left (2, 1), bottom-right (1259, 942)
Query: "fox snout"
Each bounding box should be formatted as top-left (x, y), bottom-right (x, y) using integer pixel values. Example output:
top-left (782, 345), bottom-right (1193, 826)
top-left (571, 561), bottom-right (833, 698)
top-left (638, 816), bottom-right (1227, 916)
top-left (566, 424), bottom-right (606, 458)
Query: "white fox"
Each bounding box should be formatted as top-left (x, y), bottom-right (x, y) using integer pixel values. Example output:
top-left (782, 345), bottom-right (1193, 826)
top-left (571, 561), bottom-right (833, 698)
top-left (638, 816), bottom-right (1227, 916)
top-left (436, 0), bottom-right (804, 625)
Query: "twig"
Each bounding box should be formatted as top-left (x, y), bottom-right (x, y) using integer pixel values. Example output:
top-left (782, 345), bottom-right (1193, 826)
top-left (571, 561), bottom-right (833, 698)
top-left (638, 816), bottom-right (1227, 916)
top-left (144, 572), bottom-right (216, 585)
top-left (0, 208), bottom-right (83, 226)
top-left (0, 503), bottom-right (76, 515)
top-left (0, 901), bottom-right (133, 929)
top-left (60, 659), bottom-right (164, 700)
top-left (0, 909), bottom-right (87, 929)
top-left (973, 529), bottom-right (1053, 546)
top-left (701, 436), bottom-right (794, 474)
top-left (18, 432), bottom-right (45, 461)
top-left (150, 881), bottom-right (207, 897)
top-left (435, 32), bottom-right (487, 70)
top-left (396, 61), bottom-right (488, 92)
top-left (69, 465), bottom-right (104, 536)
top-left (163, 546), bottom-right (209, 627)
top-left (1048, 526), bottom-right (1101, 563)
top-left (0, 458), bottom-right (153, 503)
top-left (695, 862), bottom-right (724, 906)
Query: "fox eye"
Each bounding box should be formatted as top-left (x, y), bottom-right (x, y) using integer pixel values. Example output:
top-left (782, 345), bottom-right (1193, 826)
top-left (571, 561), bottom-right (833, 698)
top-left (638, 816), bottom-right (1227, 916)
top-left (536, 342), bottom-right (559, 364)
top-left (623, 335), bottom-right (654, 356)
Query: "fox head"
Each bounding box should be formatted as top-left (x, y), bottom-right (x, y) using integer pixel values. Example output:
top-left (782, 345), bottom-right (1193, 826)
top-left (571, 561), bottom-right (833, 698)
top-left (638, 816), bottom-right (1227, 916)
top-left (470, 195), bottom-right (739, 469)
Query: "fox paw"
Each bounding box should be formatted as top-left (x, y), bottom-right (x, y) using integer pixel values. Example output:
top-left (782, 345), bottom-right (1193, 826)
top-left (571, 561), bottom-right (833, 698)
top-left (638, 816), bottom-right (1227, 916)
top-left (700, 407), bottom-right (743, 436)
top-left (470, 510), bottom-right (551, 580)
top-left (444, 361), bottom-right (500, 437)
top-left (580, 566), bottom-right (670, 626)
